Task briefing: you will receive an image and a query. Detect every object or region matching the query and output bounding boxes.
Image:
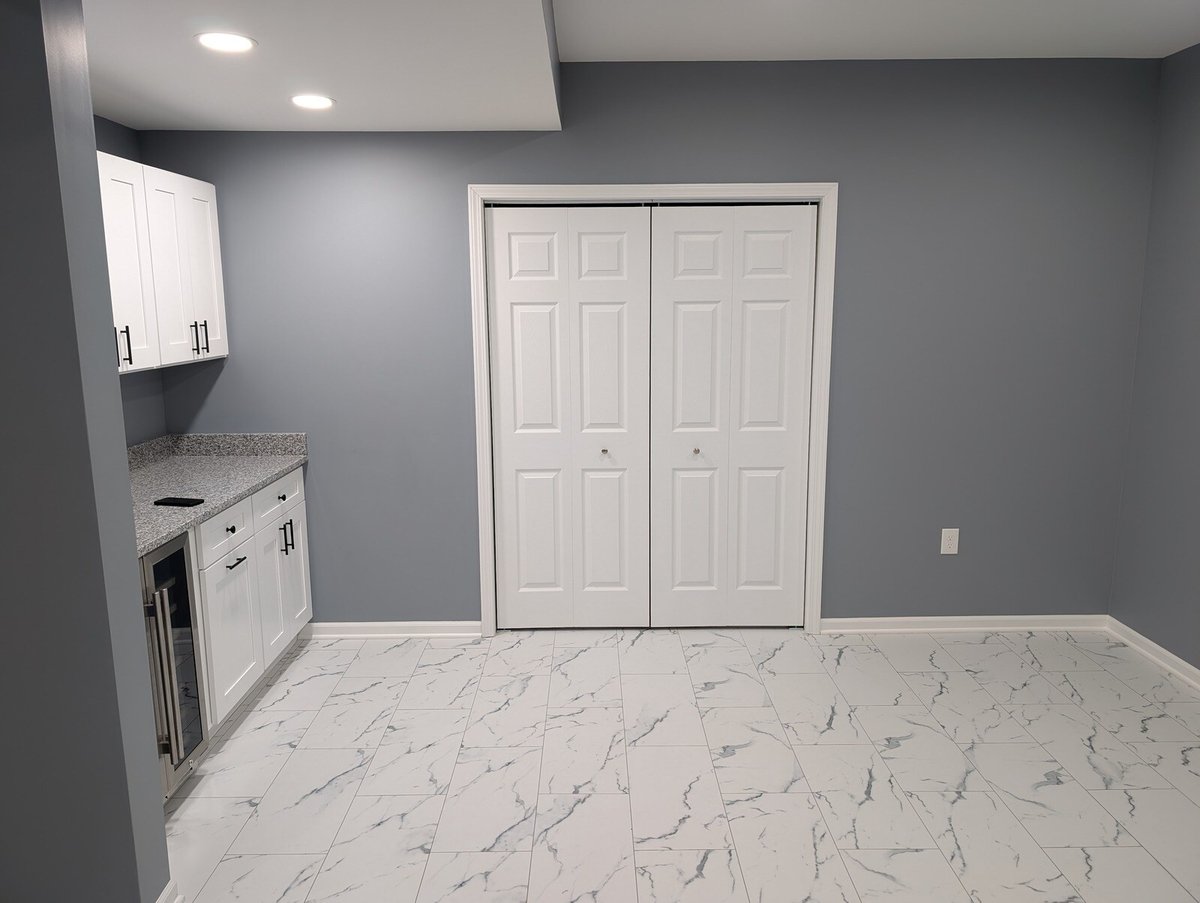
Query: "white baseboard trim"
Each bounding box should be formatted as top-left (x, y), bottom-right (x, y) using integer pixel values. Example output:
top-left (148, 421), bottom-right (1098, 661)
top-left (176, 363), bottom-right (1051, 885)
top-left (304, 621), bottom-right (482, 639)
top-left (819, 614), bottom-right (1111, 635)
top-left (1107, 616), bottom-right (1200, 692)
top-left (156, 880), bottom-right (182, 903)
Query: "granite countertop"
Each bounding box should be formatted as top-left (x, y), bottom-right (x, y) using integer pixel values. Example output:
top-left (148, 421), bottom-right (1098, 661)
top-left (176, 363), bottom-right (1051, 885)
top-left (129, 433), bottom-right (307, 557)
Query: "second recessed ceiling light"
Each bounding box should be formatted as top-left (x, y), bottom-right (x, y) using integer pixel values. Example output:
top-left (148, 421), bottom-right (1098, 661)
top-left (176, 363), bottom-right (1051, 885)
top-left (197, 32), bottom-right (256, 53)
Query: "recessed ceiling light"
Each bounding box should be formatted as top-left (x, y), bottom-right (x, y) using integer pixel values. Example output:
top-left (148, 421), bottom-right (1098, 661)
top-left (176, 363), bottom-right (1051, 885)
top-left (292, 94), bottom-right (334, 110)
top-left (196, 32), bottom-right (256, 53)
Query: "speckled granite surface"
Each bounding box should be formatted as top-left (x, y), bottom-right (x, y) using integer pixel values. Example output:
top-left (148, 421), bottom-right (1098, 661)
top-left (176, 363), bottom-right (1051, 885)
top-left (129, 434), bottom-right (307, 557)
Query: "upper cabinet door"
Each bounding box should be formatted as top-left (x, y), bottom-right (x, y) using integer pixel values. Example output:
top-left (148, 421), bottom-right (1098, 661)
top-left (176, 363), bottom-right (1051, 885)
top-left (143, 165), bottom-right (199, 365)
top-left (143, 165), bottom-right (230, 364)
top-left (181, 178), bottom-right (229, 358)
top-left (96, 153), bottom-right (160, 372)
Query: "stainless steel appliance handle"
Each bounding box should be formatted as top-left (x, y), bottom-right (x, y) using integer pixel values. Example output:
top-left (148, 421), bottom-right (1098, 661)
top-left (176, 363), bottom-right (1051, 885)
top-left (143, 600), bottom-right (172, 755)
top-left (150, 588), bottom-right (184, 764)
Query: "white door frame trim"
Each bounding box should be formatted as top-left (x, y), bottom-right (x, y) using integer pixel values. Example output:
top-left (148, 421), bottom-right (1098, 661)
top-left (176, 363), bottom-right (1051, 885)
top-left (468, 182), bottom-right (840, 637)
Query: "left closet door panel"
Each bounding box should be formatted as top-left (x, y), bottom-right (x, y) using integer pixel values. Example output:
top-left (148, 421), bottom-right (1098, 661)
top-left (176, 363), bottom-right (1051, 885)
top-left (97, 153), bottom-right (160, 372)
top-left (491, 207), bottom-right (651, 628)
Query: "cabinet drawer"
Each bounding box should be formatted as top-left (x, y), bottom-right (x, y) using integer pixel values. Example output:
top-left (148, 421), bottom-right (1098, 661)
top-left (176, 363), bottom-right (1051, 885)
top-left (252, 468), bottom-right (304, 530)
top-left (197, 497), bottom-right (253, 569)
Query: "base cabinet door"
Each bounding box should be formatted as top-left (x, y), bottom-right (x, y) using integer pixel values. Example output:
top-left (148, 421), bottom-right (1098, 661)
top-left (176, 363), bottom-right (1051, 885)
top-left (279, 503), bottom-right (312, 643)
top-left (201, 544), bottom-right (263, 725)
top-left (255, 515), bottom-right (291, 666)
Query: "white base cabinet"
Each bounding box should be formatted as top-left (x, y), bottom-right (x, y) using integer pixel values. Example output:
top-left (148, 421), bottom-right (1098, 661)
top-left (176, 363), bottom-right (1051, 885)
top-left (198, 468), bottom-right (311, 726)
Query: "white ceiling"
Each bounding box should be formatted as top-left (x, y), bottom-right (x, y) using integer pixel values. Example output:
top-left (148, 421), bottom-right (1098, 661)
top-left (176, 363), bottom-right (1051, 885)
top-left (85, 0), bottom-right (1200, 131)
top-left (84, 0), bottom-right (561, 130)
top-left (555, 0), bottom-right (1200, 61)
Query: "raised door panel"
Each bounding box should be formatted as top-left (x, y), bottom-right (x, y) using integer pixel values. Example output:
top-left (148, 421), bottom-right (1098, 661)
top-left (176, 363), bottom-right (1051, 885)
top-left (725, 205), bottom-right (817, 624)
top-left (650, 207), bottom-right (733, 627)
top-left (181, 178), bottom-right (229, 358)
top-left (96, 153), bottom-right (160, 372)
top-left (202, 548), bottom-right (263, 725)
top-left (280, 503), bottom-right (312, 642)
top-left (255, 516), bottom-right (289, 666)
top-left (490, 208), bottom-right (574, 628)
top-left (143, 166), bottom-right (199, 366)
top-left (567, 208), bottom-right (650, 627)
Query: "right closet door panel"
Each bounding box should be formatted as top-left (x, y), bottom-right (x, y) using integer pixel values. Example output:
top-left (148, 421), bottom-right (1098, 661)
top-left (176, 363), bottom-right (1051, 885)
top-left (651, 205), bottom-right (817, 626)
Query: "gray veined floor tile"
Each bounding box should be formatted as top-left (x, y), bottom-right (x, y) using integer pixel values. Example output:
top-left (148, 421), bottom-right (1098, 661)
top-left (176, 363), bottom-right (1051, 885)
top-left (901, 670), bottom-right (1032, 743)
top-left (908, 791), bottom-right (1083, 903)
top-left (1003, 634), bottom-right (1105, 672)
top-left (398, 644), bottom-right (487, 709)
top-left (1092, 788), bottom-right (1200, 892)
top-left (193, 853), bottom-right (324, 903)
top-left (703, 707), bottom-right (809, 794)
top-left (841, 849), bottom-right (970, 902)
top-left (1079, 643), bottom-right (1200, 704)
top-left (741, 628), bottom-right (825, 675)
top-left (1044, 847), bottom-right (1196, 903)
top-left (763, 673), bottom-right (867, 744)
top-left (428, 635), bottom-right (491, 649)
top-left (253, 661), bottom-right (346, 711)
top-left (462, 674), bottom-right (550, 747)
top-left (229, 748), bottom-right (371, 854)
top-left (1128, 741), bottom-right (1200, 805)
top-left (322, 675), bottom-right (408, 708)
top-left (940, 642), bottom-right (1074, 706)
top-left (307, 795), bottom-right (443, 903)
top-left (1008, 704), bottom-right (1170, 791)
top-left (963, 741), bottom-right (1135, 847)
top-left (184, 709), bottom-right (315, 797)
top-left (341, 639), bottom-right (427, 678)
top-left (821, 646), bottom-right (922, 706)
top-left (686, 644), bottom-right (772, 707)
top-left (870, 634), bottom-right (965, 673)
top-left (360, 709), bottom-right (467, 795)
top-left (622, 673), bottom-right (707, 746)
top-left (415, 852), bottom-right (530, 903)
top-left (548, 646), bottom-right (622, 707)
top-left (1048, 669), bottom-right (1153, 711)
top-left (854, 706), bottom-right (987, 792)
top-left (165, 795), bottom-right (258, 903)
top-left (299, 699), bottom-right (396, 749)
top-left (1164, 702), bottom-right (1200, 734)
top-left (484, 630), bottom-right (555, 677)
top-left (635, 850), bottom-right (749, 903)
top-left (627, 746), bottom-right (731, 850)
top-left (529, 794), bottom-right (637, 903)
top-left (540, 707), bottom-right (629, 794)
top-left (725, 792), bottom-right (860, 903)
top-left (432, 746), bottom-right (541, 853)
top-left (808, 632), bottom-right (875, 647)
top-left (618, 629), bottom-right (688, 674)
top-left (791, 745), bottom-right (933, 850)
top-left (1085, 702), bottom-right (1200, 743)
top-left (674, 628), bottom-right (746, 648)
top-left (554, 628), bottom-right (622, 647)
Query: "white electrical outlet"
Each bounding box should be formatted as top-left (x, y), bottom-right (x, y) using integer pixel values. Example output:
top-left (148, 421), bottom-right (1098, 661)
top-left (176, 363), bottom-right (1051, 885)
top-left (940, 528), bottom-right (960, 555)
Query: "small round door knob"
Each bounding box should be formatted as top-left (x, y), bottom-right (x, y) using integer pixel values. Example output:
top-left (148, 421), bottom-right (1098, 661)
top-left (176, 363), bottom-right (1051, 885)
top-left (693, 447), bottom-right (701, 455)
top-left (601, 448), bottom-right (609, 455)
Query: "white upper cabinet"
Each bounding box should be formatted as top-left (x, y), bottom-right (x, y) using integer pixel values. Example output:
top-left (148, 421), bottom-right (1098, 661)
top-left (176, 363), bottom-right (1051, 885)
top-left (97, 153), bottom-right (229, 372)
top-left (97, 152), bottom-right (160, 372)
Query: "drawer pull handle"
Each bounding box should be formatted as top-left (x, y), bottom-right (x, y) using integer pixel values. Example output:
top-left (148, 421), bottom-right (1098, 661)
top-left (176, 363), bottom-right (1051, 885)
top-left (226, 556), bottom-right (247, 571)
top-left (190, 321), bottom-right (201, 355)
top-left (201, 320), bottom-right (210, 353)
top-left (225, 525), bottom-right (237, 534)
top-left (122, 325), bottom-right (133, 365)
top-left (278, 493), bottom-right (287, 502)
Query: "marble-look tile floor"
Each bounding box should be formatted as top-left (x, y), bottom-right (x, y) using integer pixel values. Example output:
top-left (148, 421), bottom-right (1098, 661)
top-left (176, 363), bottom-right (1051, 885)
top-left (167, 628), bottom-right (1200, 902)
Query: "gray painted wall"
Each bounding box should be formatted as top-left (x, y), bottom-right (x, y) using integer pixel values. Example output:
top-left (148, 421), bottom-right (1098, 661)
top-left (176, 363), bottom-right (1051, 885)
top-left (2, 2), bottom-right (169, 900)
top-left (136, 60), bottom-right (1158, 624)
top-left (1111, 45), bottom-right (1200, 668)
top-left (93, 116), bottom-right (172, 445)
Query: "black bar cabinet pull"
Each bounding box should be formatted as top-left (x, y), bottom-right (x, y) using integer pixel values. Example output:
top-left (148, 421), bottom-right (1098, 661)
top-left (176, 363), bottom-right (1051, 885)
top-left (280, 522), bottom-right (290, 555)
top-left (285, 519), bottom-right (296, 553)
top-left (226, 556), bottom-right (247, 571)
top-left (190, 321), bottom-right (200, 355)
top-left (122, 325), bottom-right (133, 364)
top-left (114, 327), bottom-right (122, 366)
top-left (201, 320), bottom-right (210, 353)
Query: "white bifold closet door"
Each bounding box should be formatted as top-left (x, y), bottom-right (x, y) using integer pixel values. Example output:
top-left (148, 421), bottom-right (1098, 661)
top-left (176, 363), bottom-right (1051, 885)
top-left (490, 207), bottom-right (651, 628)
top-left (650, 205), bottom-right (817, 626)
